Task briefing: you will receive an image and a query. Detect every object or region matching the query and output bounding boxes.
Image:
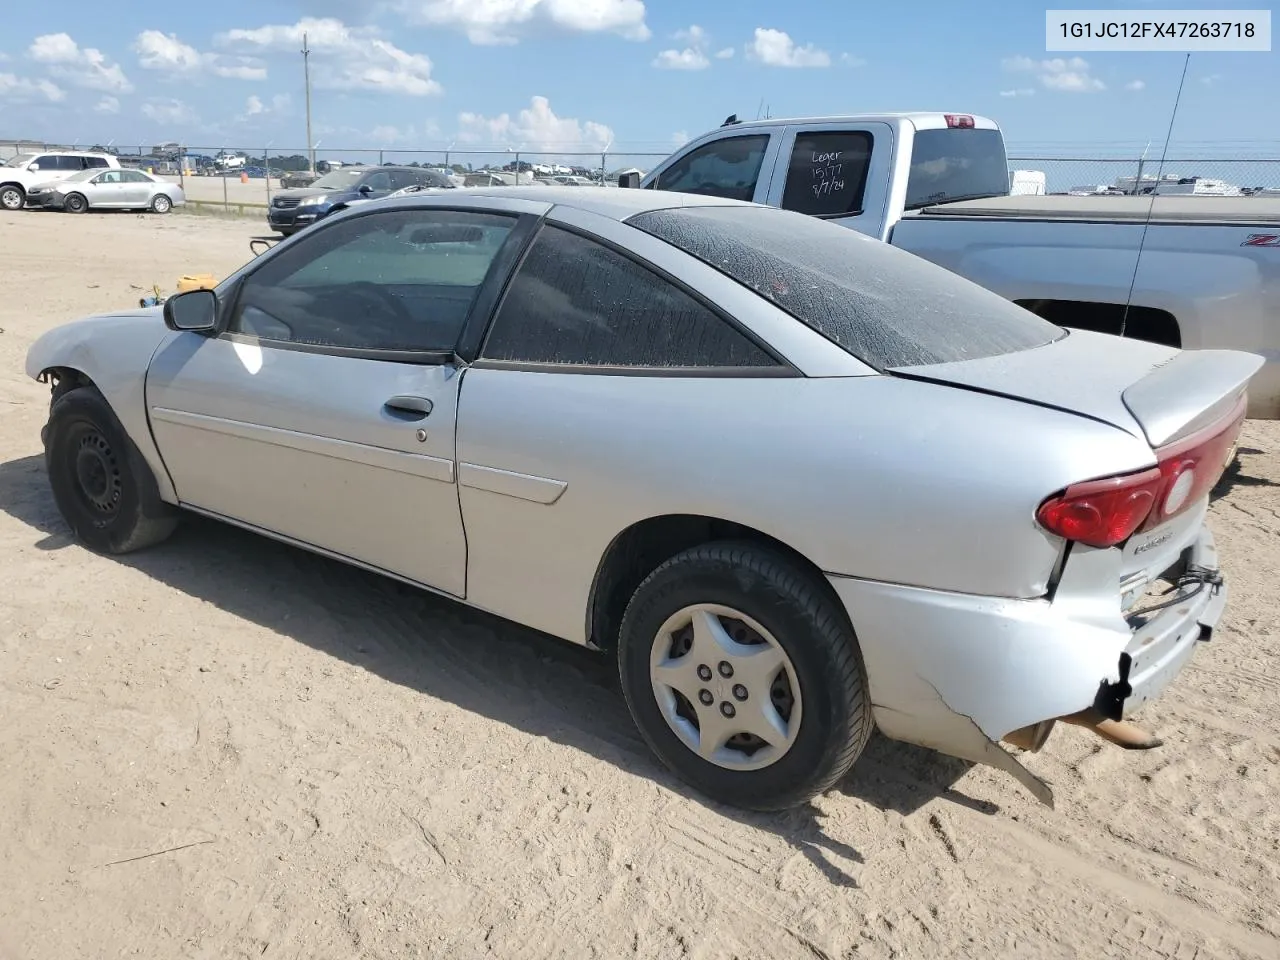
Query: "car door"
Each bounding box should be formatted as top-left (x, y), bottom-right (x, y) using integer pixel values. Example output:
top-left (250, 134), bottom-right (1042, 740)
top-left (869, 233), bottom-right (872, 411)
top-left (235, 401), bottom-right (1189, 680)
top-left (454, 210), bottom-right (796, 643)
top-left (119, 170), bottom-right (154, 205)
top-left (144, 205), bottom-right (529, 597)
top-left (643, 132), bottom-right (782, 203)
top-left (761, 122), bottom-right (895, 238)
top-left (89, 170), bottom-right (127, 206)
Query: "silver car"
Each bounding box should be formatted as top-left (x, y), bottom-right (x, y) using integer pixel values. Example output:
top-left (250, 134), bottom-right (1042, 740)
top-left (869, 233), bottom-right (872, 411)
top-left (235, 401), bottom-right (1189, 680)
top-left (26, 168), bottom-right (185, 214)
top-left (24, 187), bottom-right (1261, 811)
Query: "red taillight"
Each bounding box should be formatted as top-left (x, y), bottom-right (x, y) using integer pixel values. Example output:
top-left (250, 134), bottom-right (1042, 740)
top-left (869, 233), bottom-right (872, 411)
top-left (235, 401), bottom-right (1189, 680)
top-left (1037, 395), bottom-right (1247, 548)
top-left (944, 114), bottom-right (975, 128)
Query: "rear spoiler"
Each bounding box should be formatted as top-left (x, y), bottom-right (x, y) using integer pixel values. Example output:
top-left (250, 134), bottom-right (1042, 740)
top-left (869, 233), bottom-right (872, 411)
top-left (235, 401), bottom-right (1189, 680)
top-left (1122, 349), bottom-right (1265, 447)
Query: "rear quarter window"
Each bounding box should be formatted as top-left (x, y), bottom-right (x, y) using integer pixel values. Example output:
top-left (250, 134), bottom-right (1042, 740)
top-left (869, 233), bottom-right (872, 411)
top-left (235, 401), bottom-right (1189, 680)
top-left (626, 205), bottom-right (1064, 370)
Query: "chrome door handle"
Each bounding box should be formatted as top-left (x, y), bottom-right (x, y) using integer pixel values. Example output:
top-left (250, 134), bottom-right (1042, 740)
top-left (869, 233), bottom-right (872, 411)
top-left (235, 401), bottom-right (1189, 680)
top-left (384, 395), bottom-right (433, 419)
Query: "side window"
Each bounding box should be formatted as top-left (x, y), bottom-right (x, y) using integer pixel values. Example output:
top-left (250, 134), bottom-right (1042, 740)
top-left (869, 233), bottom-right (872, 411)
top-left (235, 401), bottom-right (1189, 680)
top-left (55, 156), bottom-right (84, 171)
top-left (97, 170), bottom-right (122, 184)
top-left (651, 135), bottom-right (770, 202)
top-left (362, 170), bottom-right (392, 192)
top-left (29, 155), bottom-right (53, 171)
top-left (122, 170), bottom-right (151, 183)
top-left (84, 156), bottom-right (110, 169)
top-left (780, 131), bottom-right (874, 218)
top-left (229, 209), bottom-right (517, 353)
top-left (481, 224), bottom-right (778, 369)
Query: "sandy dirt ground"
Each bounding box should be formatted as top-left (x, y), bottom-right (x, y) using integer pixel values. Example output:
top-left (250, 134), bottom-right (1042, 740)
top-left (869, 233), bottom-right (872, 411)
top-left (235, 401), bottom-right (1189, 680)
top-left (1, 210), bottom-right (1278, 960)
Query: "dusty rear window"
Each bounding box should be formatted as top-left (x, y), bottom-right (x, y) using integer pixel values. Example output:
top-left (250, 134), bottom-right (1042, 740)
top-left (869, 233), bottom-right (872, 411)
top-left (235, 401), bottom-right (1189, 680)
top-left (626, 205), bottom-right (1063, 370)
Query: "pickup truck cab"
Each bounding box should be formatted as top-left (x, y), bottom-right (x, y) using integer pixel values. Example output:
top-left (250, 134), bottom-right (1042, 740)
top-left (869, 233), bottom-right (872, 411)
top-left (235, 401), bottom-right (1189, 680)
top-left (1, 151), bottom-right (121, 211)
top-left (629, 113), bottom-right (1280, 418)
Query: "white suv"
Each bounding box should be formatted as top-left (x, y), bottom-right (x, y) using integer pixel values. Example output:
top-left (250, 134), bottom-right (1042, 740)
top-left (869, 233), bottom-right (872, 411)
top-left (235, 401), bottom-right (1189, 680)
top-left (1, 151), bottom-right (121, 211)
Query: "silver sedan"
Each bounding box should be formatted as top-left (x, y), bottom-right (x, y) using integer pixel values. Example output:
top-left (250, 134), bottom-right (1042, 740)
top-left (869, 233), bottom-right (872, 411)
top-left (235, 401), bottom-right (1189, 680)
top-left (24, 187), bottom-right (1262, 811)
top-left (26, 168), bottom-right (185, 214)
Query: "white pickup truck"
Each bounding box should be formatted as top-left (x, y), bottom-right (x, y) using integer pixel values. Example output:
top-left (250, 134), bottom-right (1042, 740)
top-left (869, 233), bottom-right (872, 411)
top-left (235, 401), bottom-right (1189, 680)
top-left (622, 113), bottom-right (1280, 418)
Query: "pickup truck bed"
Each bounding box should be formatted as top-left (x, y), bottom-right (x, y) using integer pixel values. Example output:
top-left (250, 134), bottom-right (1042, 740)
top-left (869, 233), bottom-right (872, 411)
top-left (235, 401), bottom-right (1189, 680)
top-left (913, 195), bottom-right (1280, 224)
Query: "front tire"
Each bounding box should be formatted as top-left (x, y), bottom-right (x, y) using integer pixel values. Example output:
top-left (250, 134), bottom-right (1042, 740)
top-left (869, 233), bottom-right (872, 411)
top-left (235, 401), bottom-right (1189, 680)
top-left (0, 184), bottom-right (25, 210)
top-left (151, 194), bottom-right (172, 214)
top-left (44, 386), bottom-right (179, 554)
top-left (63, 193), bottom-right (88, 214)
top-left (618, 541), bottom-right (873, 811)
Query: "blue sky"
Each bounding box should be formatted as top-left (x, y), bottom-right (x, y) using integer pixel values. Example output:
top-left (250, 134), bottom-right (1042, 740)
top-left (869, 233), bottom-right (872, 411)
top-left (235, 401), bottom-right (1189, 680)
top-left (1, 1), bottom-right (1275, 160)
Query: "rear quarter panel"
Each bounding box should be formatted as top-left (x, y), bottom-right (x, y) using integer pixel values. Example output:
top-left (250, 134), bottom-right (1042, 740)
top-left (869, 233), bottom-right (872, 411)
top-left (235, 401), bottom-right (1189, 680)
top-left (456, 370), bottom-right (1156, 646)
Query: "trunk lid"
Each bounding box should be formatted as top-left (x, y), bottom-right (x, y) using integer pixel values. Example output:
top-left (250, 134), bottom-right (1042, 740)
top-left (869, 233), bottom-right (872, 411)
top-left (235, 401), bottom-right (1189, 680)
top-left (889, 328), bottom-right (1263, 448)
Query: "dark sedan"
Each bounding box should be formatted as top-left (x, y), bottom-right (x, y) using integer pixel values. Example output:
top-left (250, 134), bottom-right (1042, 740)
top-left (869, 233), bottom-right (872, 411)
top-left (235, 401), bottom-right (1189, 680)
top-left (267, 165), bottom-right (454, 236)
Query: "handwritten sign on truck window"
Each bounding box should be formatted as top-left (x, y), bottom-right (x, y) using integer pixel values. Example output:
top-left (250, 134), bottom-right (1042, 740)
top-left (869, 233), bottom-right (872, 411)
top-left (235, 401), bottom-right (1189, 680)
top-left (781, 131), bottom-right (873, 218)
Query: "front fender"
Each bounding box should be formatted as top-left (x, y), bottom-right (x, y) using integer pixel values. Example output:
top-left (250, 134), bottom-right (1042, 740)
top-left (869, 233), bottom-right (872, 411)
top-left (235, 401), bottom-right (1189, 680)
top-left (26, 309), bottom-right (180, 504)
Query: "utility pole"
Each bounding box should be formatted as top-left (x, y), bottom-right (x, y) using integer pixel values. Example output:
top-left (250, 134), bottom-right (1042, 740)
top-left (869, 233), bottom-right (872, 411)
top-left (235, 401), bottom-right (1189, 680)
top-left (302, 32), bottom-right (314, 174)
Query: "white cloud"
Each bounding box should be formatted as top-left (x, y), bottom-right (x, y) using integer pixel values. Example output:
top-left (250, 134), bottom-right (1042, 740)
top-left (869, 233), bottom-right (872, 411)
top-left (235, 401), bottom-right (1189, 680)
top-left (746, 28), bottom-right (830, 68)
top-left (238, 92), bottom-right (290, 122)
top-left (134, 29), bottom-right (269, 81)
top-left (715, 47), bottom-right (734, 59)
top-left (216, 18), bottom-right (441, 96)
top-left (999, 88), bottom-right (1035, 98)
top-left (1002, 54), bottom-right (1104, 92)
top-left (0, 72), bottom-right (66, 102)
top-left (653, 23), bottom-right (715, 70)
top-left (141, 97), bottom-right (196, 125)
top-left (672, 130), bottom-right (689, 145)
top-left (402, 0), bottom-right (650, 45)
top-left (457, 95), bottom-right (613, 153)
top-left (1200, 73), bottom-right (1221, 86)
top-left (840, 52), bottom-right (866, 67)
top-left (653, 48), bottom-right (709, 70)
top-left (95, 95), bottom-right (120, 113)
top-left (28, 33), bottom-right (132, 92)
top-left (1125, 79), bottom-right (1145, 91)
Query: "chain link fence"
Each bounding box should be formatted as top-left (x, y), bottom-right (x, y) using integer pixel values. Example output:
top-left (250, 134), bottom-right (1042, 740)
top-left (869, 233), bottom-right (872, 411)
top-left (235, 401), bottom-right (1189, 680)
top-left (6, 140), bottom-right (1279, 208)
top-left (1007, 156), bottom-right (1280, 196)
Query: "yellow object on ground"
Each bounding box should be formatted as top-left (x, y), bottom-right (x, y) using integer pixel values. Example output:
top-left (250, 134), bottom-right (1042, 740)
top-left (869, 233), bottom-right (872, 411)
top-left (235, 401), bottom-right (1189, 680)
top-left (175, 273), bottom-right (217, 293)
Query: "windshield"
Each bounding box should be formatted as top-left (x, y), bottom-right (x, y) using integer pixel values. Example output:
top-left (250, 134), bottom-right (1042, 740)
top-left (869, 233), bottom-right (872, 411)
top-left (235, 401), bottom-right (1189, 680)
top-left (627, 205), bottom-right (1063, 370)
top-left (904, 128), bottom-right (1010, 209)
top-left (5, 154), bottom-right (36, 168)
top-left (310, 169), bottom-right (366, 190)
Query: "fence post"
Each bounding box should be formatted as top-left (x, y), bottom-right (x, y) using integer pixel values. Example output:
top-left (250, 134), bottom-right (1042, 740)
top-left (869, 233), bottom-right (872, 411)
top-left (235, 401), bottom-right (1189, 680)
top-left (265, 146), bottom-right (272, 204)
top-left (222, 145), bottom-right (229, 211)
top-left (1132, 155), bottom-right (1146, 196)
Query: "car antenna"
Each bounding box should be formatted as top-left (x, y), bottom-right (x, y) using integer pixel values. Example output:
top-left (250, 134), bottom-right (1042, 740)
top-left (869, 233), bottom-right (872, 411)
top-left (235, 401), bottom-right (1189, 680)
top-left (1119, 53), bottom-right (1190, 339)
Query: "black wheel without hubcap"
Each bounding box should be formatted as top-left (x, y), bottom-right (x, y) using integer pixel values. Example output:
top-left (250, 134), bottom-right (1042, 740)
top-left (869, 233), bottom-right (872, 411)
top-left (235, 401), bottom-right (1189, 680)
top-left (617, 541), bottom-right (873, 811)
top-left (44, 386), bottom-right (179, 554)
top-left (1, 185), bottom-right (25, 211)
top-left (63, 193), bottom-right (87, 214)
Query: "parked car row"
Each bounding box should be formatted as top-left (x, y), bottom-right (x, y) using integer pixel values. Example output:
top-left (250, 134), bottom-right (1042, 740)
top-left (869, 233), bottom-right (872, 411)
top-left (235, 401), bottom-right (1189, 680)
top-left (1, 150), bottom-right (184, 215)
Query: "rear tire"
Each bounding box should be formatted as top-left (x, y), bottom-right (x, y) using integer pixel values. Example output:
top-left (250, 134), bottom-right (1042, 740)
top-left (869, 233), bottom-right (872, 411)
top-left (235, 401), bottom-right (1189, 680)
top-left (617, 541), bottom-right (873, 811)
top-left (44, 386), bottom-right (179, 554)
top-left (0, 184), bottom-right (25, 211)
top-left (63, 193), bottom-right (88, 214)
top-left (151, 194), bottom-right (172, 214)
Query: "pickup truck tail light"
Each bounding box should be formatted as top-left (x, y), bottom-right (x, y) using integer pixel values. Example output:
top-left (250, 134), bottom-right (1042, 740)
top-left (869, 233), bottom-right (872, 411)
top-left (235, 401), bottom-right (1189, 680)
top-left (1036, 396), bottom-right (1246, 548)
top-left (944, 114), bottom-right (975, 128)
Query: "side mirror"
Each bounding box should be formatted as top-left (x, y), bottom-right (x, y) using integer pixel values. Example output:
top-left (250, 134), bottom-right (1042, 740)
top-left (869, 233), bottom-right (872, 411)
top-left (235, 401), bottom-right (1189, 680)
top-left (358, 183), bottom-right (374, 195)
top-left (163, 289), bottom-right (218, 332)
top-left (617, 171), bottom-right (640, 189)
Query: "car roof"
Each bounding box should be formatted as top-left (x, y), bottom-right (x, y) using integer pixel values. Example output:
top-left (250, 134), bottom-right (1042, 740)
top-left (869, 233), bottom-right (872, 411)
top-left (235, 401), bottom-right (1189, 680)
top-left (395, 185), bottom-right (759, 221)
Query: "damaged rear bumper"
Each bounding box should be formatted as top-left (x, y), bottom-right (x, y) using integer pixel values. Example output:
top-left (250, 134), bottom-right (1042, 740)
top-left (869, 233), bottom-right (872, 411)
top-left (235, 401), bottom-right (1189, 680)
top-left (827, 523), bottom-right (1226, 806)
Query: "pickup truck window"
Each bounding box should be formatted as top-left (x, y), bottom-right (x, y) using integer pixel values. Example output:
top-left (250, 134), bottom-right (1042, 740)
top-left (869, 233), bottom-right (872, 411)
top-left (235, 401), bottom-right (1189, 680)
top-left (650, 134), bottom-right (769, 202)
top-left (628, 205), bottom-right (1063, 369)
top-left (904, 128), bottom-right (1009, 209)
top-left (780, 131), bottom-right (873, 218)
